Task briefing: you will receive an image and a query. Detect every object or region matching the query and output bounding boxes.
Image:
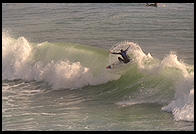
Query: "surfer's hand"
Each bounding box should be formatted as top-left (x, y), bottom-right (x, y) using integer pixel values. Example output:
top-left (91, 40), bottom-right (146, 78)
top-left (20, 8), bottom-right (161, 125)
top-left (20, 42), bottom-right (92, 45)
top-left (109, 50), bottom-right (113, 53)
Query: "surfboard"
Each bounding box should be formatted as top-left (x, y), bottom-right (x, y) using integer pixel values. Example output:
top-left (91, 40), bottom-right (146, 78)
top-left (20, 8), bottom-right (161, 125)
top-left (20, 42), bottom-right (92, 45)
top-left (106, 61), bottom-right (124, 69)
top-left (106, 59), bottom-right (133, 69)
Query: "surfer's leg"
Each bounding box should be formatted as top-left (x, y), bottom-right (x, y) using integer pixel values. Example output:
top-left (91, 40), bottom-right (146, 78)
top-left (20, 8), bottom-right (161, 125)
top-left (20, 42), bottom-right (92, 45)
top-left (118, 57), bottom-right (124, 63)
top-left (124, 59), bottom-right (130, 64)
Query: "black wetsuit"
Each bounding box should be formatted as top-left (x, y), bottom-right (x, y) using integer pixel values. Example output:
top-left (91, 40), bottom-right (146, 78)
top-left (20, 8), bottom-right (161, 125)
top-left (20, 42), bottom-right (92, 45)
top-left (146, 3), bottom-right (157, 7)
top-left (111, 46), bottom-right (130, 64)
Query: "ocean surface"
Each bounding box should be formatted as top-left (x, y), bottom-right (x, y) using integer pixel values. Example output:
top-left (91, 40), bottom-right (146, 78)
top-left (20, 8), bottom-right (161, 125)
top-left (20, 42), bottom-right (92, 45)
top-left (2, 3), bottom-right (194, 131)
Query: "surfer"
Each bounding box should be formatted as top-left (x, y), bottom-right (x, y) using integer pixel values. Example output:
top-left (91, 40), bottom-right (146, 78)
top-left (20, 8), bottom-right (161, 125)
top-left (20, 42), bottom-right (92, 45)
top-left (110, 46), bottom-right (130, 64)
top-left (146, 3), bottom-right (158, 7)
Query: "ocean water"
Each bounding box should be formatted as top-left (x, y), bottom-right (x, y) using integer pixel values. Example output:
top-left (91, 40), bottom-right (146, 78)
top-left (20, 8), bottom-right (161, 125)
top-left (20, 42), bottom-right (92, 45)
top-left (2, 3), bottom-right (194, 131)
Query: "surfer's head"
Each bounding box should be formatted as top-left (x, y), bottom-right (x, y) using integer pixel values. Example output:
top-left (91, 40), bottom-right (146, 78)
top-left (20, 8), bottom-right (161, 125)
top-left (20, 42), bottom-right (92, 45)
top-left (120, 49), bottom-right (123, 52)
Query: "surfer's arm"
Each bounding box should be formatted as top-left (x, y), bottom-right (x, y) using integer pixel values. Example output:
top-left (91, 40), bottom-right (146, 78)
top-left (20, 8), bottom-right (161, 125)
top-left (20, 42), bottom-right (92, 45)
top-left (125, 46), bottom-right (130, 52)
top-left (110, 52), bottom-right (121, 55)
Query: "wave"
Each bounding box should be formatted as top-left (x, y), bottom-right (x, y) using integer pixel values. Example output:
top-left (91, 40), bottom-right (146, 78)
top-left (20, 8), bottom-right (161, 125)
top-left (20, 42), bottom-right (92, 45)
top-left (2, 32), bottom-right (120, 89)
top-left (2, 32), bottom-right (194, 122)
top-left (112, 42), bottom-right (194, 122)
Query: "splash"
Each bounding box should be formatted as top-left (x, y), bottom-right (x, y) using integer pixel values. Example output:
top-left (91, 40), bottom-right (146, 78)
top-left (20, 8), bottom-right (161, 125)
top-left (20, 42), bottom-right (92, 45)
top-left (2, 33), bottom-right (120, 89)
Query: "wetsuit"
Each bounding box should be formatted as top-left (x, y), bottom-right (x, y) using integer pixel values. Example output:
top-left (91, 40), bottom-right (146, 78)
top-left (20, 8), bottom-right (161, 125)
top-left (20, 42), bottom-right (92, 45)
top-left (111, 46), bottom-right (130, 64)
top-left (146, 3), bottom-right (157, 7)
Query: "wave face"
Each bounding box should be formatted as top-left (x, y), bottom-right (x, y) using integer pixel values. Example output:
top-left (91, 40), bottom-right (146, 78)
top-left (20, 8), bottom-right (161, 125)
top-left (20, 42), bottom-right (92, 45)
top-left (2, 33), bottom-right (194, 122)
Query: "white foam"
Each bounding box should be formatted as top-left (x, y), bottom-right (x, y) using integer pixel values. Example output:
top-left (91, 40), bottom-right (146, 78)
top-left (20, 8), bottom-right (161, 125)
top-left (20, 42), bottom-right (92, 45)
top-left (2, 33), bottom-right (32, 79)
top-left (159, 52), bottom-right (194, 121)
top-left (28, 60), bottom-right (94, 89)
top-left (2, 33), bottom-right (120, 89)
top-left (162, 77), bottom-right (194, 122)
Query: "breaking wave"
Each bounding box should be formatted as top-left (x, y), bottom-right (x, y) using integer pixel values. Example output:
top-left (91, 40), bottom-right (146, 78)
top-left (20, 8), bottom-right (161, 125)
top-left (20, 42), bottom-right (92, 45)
top-left (2, 32), bottom-right (194, 122)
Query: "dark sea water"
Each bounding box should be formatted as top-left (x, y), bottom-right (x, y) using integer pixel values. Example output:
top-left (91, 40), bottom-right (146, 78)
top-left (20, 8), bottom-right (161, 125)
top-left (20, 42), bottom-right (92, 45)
top-left (2, 3), bottom-right (194, 131)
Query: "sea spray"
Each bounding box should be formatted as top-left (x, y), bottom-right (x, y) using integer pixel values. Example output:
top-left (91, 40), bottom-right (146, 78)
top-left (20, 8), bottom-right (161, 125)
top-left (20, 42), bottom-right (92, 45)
top-left (161, 55), bottom-right (194, 121)
top-left (2, 33), bottom-right (32, 80)
top-left (112, 41), bottom-right (194, 122)
top-left (2, 33), bottom-right (120, 89)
